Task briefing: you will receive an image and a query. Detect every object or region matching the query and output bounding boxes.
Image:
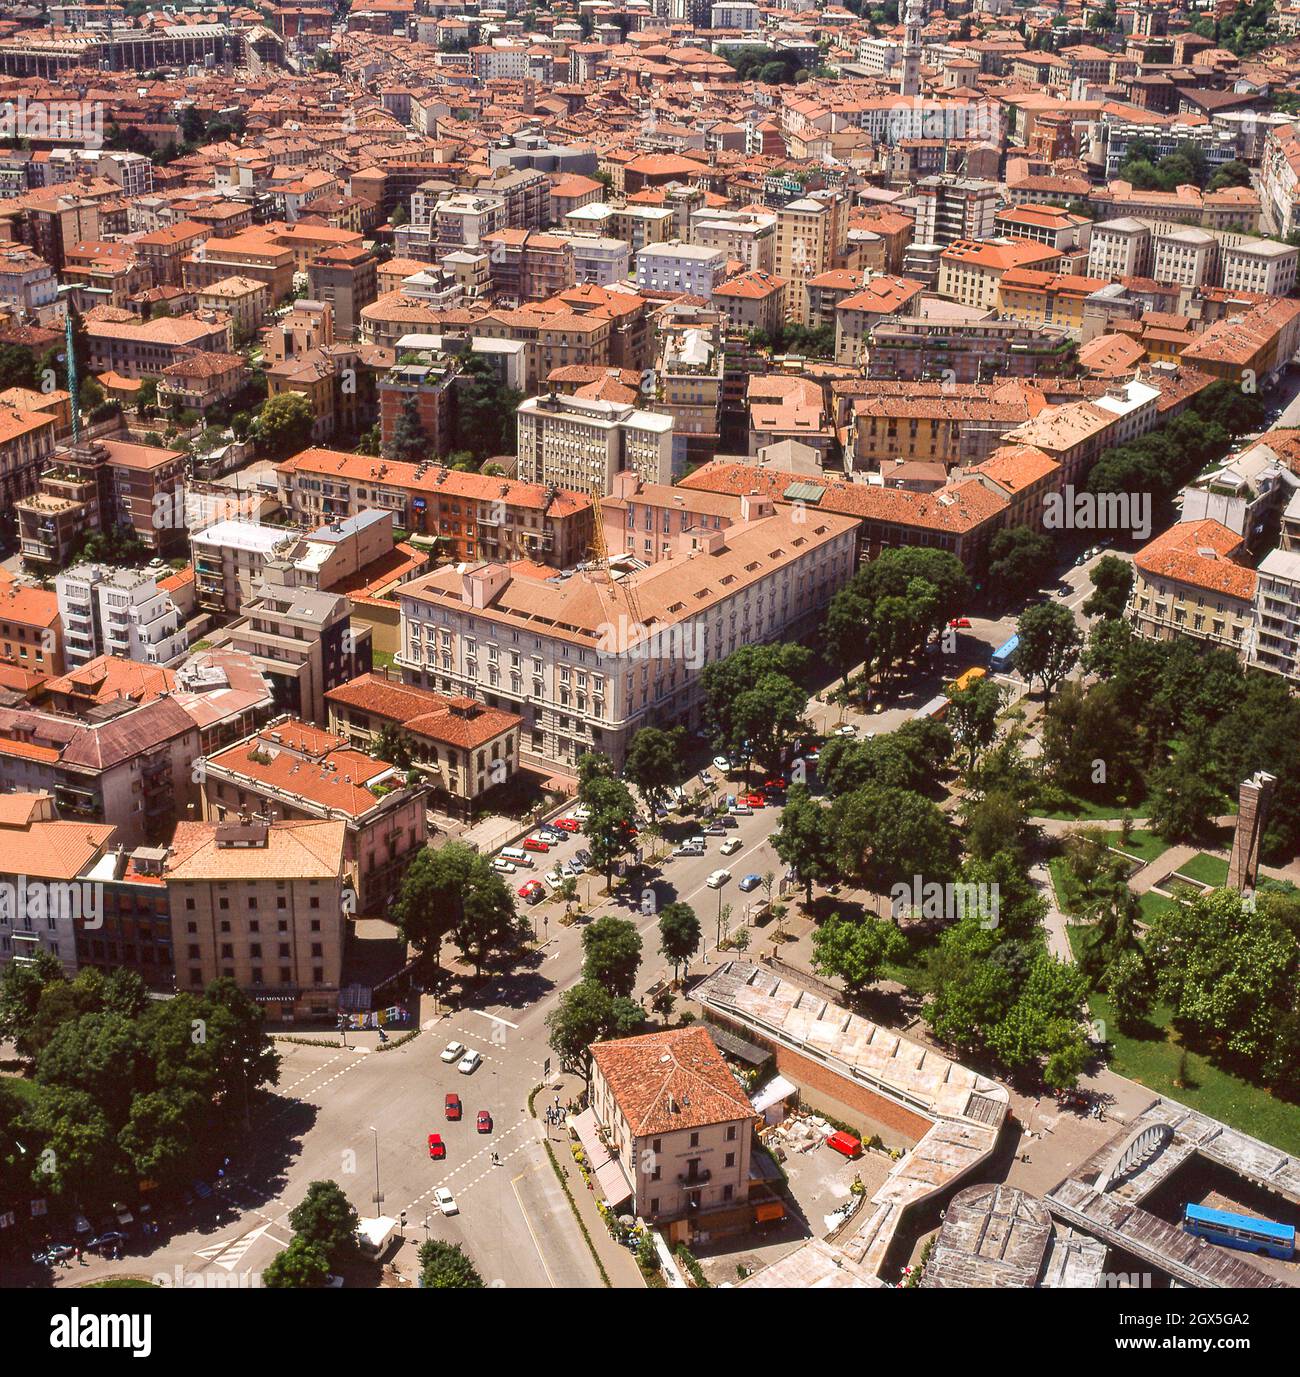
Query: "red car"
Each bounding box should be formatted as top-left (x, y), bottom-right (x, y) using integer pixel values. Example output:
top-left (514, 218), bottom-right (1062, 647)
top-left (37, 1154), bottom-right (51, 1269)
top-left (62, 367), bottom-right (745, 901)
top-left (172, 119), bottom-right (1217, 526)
top-left (477, 1111), bottom-right (493, 1134)
top-left (445, 1093), bottom-right (462, 1121)
top-left (553, 818), bottom-right (580, 832)
top-left (523, 837), bottom-right (549, 853)
top-left (763, 778), bottom-right (786, 791)
top-left (745, 793), bottom-right (767, 808)
top-left (427, 1133), bottom-right (446, 1160)
top-left (826, 1130), bottom-right (861, 1160)
top-left (517, 880), bottom-right (544, 901)
top-left (948, 617), bottom-right (971, 629)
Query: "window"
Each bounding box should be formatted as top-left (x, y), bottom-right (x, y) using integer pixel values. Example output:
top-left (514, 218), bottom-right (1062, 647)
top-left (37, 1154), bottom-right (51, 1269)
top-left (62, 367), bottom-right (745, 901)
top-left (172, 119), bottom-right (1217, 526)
top-left (689, 1132), bottom-right (699, 1148)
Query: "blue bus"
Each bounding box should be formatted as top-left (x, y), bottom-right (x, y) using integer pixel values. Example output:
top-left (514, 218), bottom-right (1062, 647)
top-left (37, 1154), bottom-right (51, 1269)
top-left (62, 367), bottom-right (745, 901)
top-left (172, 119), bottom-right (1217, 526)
top-left (989, 634), bottom-right (1020, 673)
top-left (1183, 1203), bottom-right (1296, 1260)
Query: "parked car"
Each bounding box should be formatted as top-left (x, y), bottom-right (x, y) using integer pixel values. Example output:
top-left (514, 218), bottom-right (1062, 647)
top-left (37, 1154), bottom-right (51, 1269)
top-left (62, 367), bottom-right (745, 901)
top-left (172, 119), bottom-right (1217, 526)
top-left (720, 837), bottom-right (742, 856)
top-left (720, 814), bottom-right (739, 828)
top-left (729, 803), bottom-right (752, 816)
top-left (517, 881), bottom-right (543, 901)
top-left (523, 837), bottom-right (549, 853)
top-left (440, 1041), bottom-right (465, 1064)
top-left (87, 1231), bottom-right (128, 1255)
top-left (826, 1130), bottom-right (861, 1160)
top-left (574, 848), bottom-right (592, 868)
top-left (562, 859), bottom-right (581, 877)
top-left (744, 793), bottom-right (766, 808)
top-left (835, 723), bottom-right (856, 736)
top-left (445, 1093), bottom-right (462, 1121)
top-left (477, 1111), bottom-right (493, 1134)
top-left (553, 817), bottom-right (580, 832)
top-left (738, 874), bottom-right (762, 893)
top-left (673, 839), bottom-right (705, 857)
top-left (573, 805), bottom-right (592, 821)
top-left (434, 1187), bottom-right (458, 1216)
top-left (544, 868), bottom-right (562, 887)
top-left (764, 777), bottom-right (787, 792)
top-left (458, 1050), bottom-right (482, 1075)
top-left (492, 858), bottom-right (516, 874)
top-left (712, 756), bottom-right (732, 772)
top-left (704, 822), bottom-right (726, 836)
top-left (427, 1133), bottom-right (445, 1161)
top-left (948, 617), bottom-right (971, 629)
top-left (706, 869), bottom-right (731, 889)
top-left (698, 770), bottom-right (714, 785)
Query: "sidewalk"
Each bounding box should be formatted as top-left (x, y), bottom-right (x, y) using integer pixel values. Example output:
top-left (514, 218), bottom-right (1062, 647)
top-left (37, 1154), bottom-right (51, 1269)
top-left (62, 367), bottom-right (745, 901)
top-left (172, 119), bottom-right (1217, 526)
top-left (538, 1079), bottom-right (645, 1289)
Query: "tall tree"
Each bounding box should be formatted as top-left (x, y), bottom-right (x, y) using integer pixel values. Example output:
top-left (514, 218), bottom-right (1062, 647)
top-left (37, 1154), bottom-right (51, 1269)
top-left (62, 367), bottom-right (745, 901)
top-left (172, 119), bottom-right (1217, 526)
top-left (810, 911), bottom-right (905, 998)
top-left (771, 787), bottom-right (837, 903)
top-left (658, 903), bottom-right (701, 982)
top-left (581, 916), bottom-right (643, 998)
top-left (1015, 602), bottom-right (1081, 700)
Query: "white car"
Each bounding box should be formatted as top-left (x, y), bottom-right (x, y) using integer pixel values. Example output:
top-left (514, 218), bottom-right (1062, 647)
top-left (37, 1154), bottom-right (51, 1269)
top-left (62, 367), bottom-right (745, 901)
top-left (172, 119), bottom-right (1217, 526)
top-left (835, 723), bottom-right (856, 736)
top-left (434, 1187), bottom-right (458, 1216)
top-left (712, 756), bottom-right (732, 773)
top-left (720, 837), bottom-right (742, 856)
top-left (439, 1041), bottom-right (465, 1064)
top-left (545, 868), bottom-right (562, 887)
top-left (573, 805), bottom-right (592, 820)
top-left (706, 869), bottom-right (731, 889)
top-left (674, 838), bottom-right (706, 857)
top-left (458, 1050), bottom-right (482, 1075)
top-left (492, 858), bottom-right (516, 874)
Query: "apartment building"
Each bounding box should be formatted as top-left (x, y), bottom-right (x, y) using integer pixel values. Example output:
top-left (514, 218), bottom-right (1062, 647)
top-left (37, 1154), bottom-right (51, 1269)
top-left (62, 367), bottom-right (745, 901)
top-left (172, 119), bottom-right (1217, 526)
top-left (181, 231), bottom-right (295, 304)
top-left (1151, 226), bottom-right (1217, 289)
top-left (0, 696), bottom-right (199, 846)
top-left (1179, 297), bottom-right (1300, 386)
top-left (852, 383), bottom-right (1040, 472)
top-left (914, 176), bottom-right (999, 247)
top-left (1219, 238), bottom-right (1298, 297)
top-left (85, 310), bottom-right (233, 379)
top-left (197, 718), bottom-right (427, 913)
top-left (193, 275), bottom-right (270, 339)
top-left (774, 192), bottom-right (848, 326)
top-left (191, 519), bottom-right (298, 617)
top-left (326, 674), bottom-right (522, 808)
top-left (394, 501), bottom-right (857, 770)
top-left (1002, 378), bottom-right (1160, 488)
top-left (205, 568), bottom-right (371, 728)
top-left (865, 317), bottom-right (1075, 383)
top-left (1259, 120), bottom-right (1300, 240)
top-left (54, 563), bottom-right (188, 670)
top-left (516, 392), bottom-right (674, 493)
top-left (0, 243), bottom-right (60, 324)
top-left (995, 271), bottom-right (1110, 332)
top-left (635, 240), bottom-right (727, 298)
top-left (937, 239), bottom-right (1062, 311)
top-left (1128, 518), bottom-right (1257, 656)
top-left (429, 191), bottom-right (507, 253)
top-left (601, 470), bottom-right (743, 564)
top-left (993, 203), bottom-right (1092, 253)
top-left (277, 448), bottom-right (594, 568)
top-left (0, 403), bottom-right (58, 511)
top-left (833, 274), bottom-right (926, 366)
top-left (480, 230), bottom-right (575, 305)
top-left (1087, 217), bottom-right (1152, 281)
top-left (712, 269), bottom-right (786, 335)
top-left (135, 220), bottom-right (212, 287)
top-left (165, 818), bottom-right (348, 1023)
top-left (0, 793), bottom-right (116, 976)
top-left (549, 233), bottom-right (632, 287)
top-left (306, 246), bottom-right (379, 341)
top-left (586, 1027), bottom-right (757, 1242)
top-left (689, 207), bottom-right (776, 273)
top-left (0, 581), bottom-right (62, 678)
top-left (1251, 547), bottom-right (1300, 682)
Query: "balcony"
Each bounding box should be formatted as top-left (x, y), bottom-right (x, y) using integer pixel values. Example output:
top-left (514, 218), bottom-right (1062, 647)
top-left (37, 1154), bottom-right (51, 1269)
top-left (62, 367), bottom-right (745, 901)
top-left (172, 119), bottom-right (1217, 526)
top-left (677, 1168), bottom-right (711, 1185)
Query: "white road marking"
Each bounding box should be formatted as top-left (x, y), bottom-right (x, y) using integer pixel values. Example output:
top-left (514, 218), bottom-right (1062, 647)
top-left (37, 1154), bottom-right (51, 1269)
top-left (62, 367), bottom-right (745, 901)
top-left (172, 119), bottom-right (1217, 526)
top-left (194, 1222), bottom-right (272, 1271)
top-left (471, 1010), bottom-right (519, 1030)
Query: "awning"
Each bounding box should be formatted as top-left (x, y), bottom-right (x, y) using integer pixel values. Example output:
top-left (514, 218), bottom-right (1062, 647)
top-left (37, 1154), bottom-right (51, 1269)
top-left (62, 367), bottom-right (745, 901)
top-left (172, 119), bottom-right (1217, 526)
top-left (570, 1108), bottom-right (633, 1209)
top-left (707, 1023), bottom-right (770, 1066)
top-left (755, 1200), bottom-right (786, 1223)
top-left (751, 1074), bottom-right (798, 1117)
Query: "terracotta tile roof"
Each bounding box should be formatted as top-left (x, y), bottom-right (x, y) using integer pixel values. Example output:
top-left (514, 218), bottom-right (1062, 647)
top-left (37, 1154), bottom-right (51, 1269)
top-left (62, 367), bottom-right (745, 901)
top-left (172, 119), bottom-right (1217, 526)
top-left (325, 674), bottom-right (521, 750)
top-left (1133, 518), bottom-right (1256, 601)
top-left (0, 817), bottom-right (116, 881)
top-left (165, 818), bottom-right (347, 881)
top-left (44, 655), bottom-right (176, 708)
top-left (0, 583), bottom-right (58, 629)
top-left (590, 1026), bottom-right (756, 1136)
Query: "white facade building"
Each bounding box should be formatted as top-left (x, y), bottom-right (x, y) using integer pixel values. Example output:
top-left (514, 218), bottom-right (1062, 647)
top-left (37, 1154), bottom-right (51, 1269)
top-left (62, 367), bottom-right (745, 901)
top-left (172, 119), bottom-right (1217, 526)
top-left (55, 564), bottom-right (189, 669)
top-left (634, 240), bottom-right (727, 297)
top-left (516, 392), bottom-right (674, 492)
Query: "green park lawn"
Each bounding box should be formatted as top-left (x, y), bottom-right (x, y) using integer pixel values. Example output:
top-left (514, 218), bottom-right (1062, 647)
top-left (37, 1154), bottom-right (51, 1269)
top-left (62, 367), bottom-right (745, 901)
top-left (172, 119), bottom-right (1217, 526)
top-left (1175, 853), bottom-right (1230, 887)
top-left (1066, 927), bottom-right (1300, 1155)
top-left (1107, 829), bottom-right (1172, 864)
top-left (84, 1278), bottom-right (158, 1289)
top-left (1034, 794), bottom-right (1150, 823)
top-left (1138, 891), bottom-right (1178, 925)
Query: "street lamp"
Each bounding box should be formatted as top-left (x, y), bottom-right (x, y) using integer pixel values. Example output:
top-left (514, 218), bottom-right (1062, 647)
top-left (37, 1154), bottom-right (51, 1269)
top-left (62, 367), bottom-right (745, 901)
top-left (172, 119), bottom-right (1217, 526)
top-left (368, 1125), bottom-right (383, 1212)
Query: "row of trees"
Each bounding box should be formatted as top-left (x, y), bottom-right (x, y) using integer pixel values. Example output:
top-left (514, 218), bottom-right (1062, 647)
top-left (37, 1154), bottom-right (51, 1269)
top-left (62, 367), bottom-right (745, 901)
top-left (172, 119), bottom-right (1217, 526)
top-left (0, 959), bottom-right (278, 1213)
